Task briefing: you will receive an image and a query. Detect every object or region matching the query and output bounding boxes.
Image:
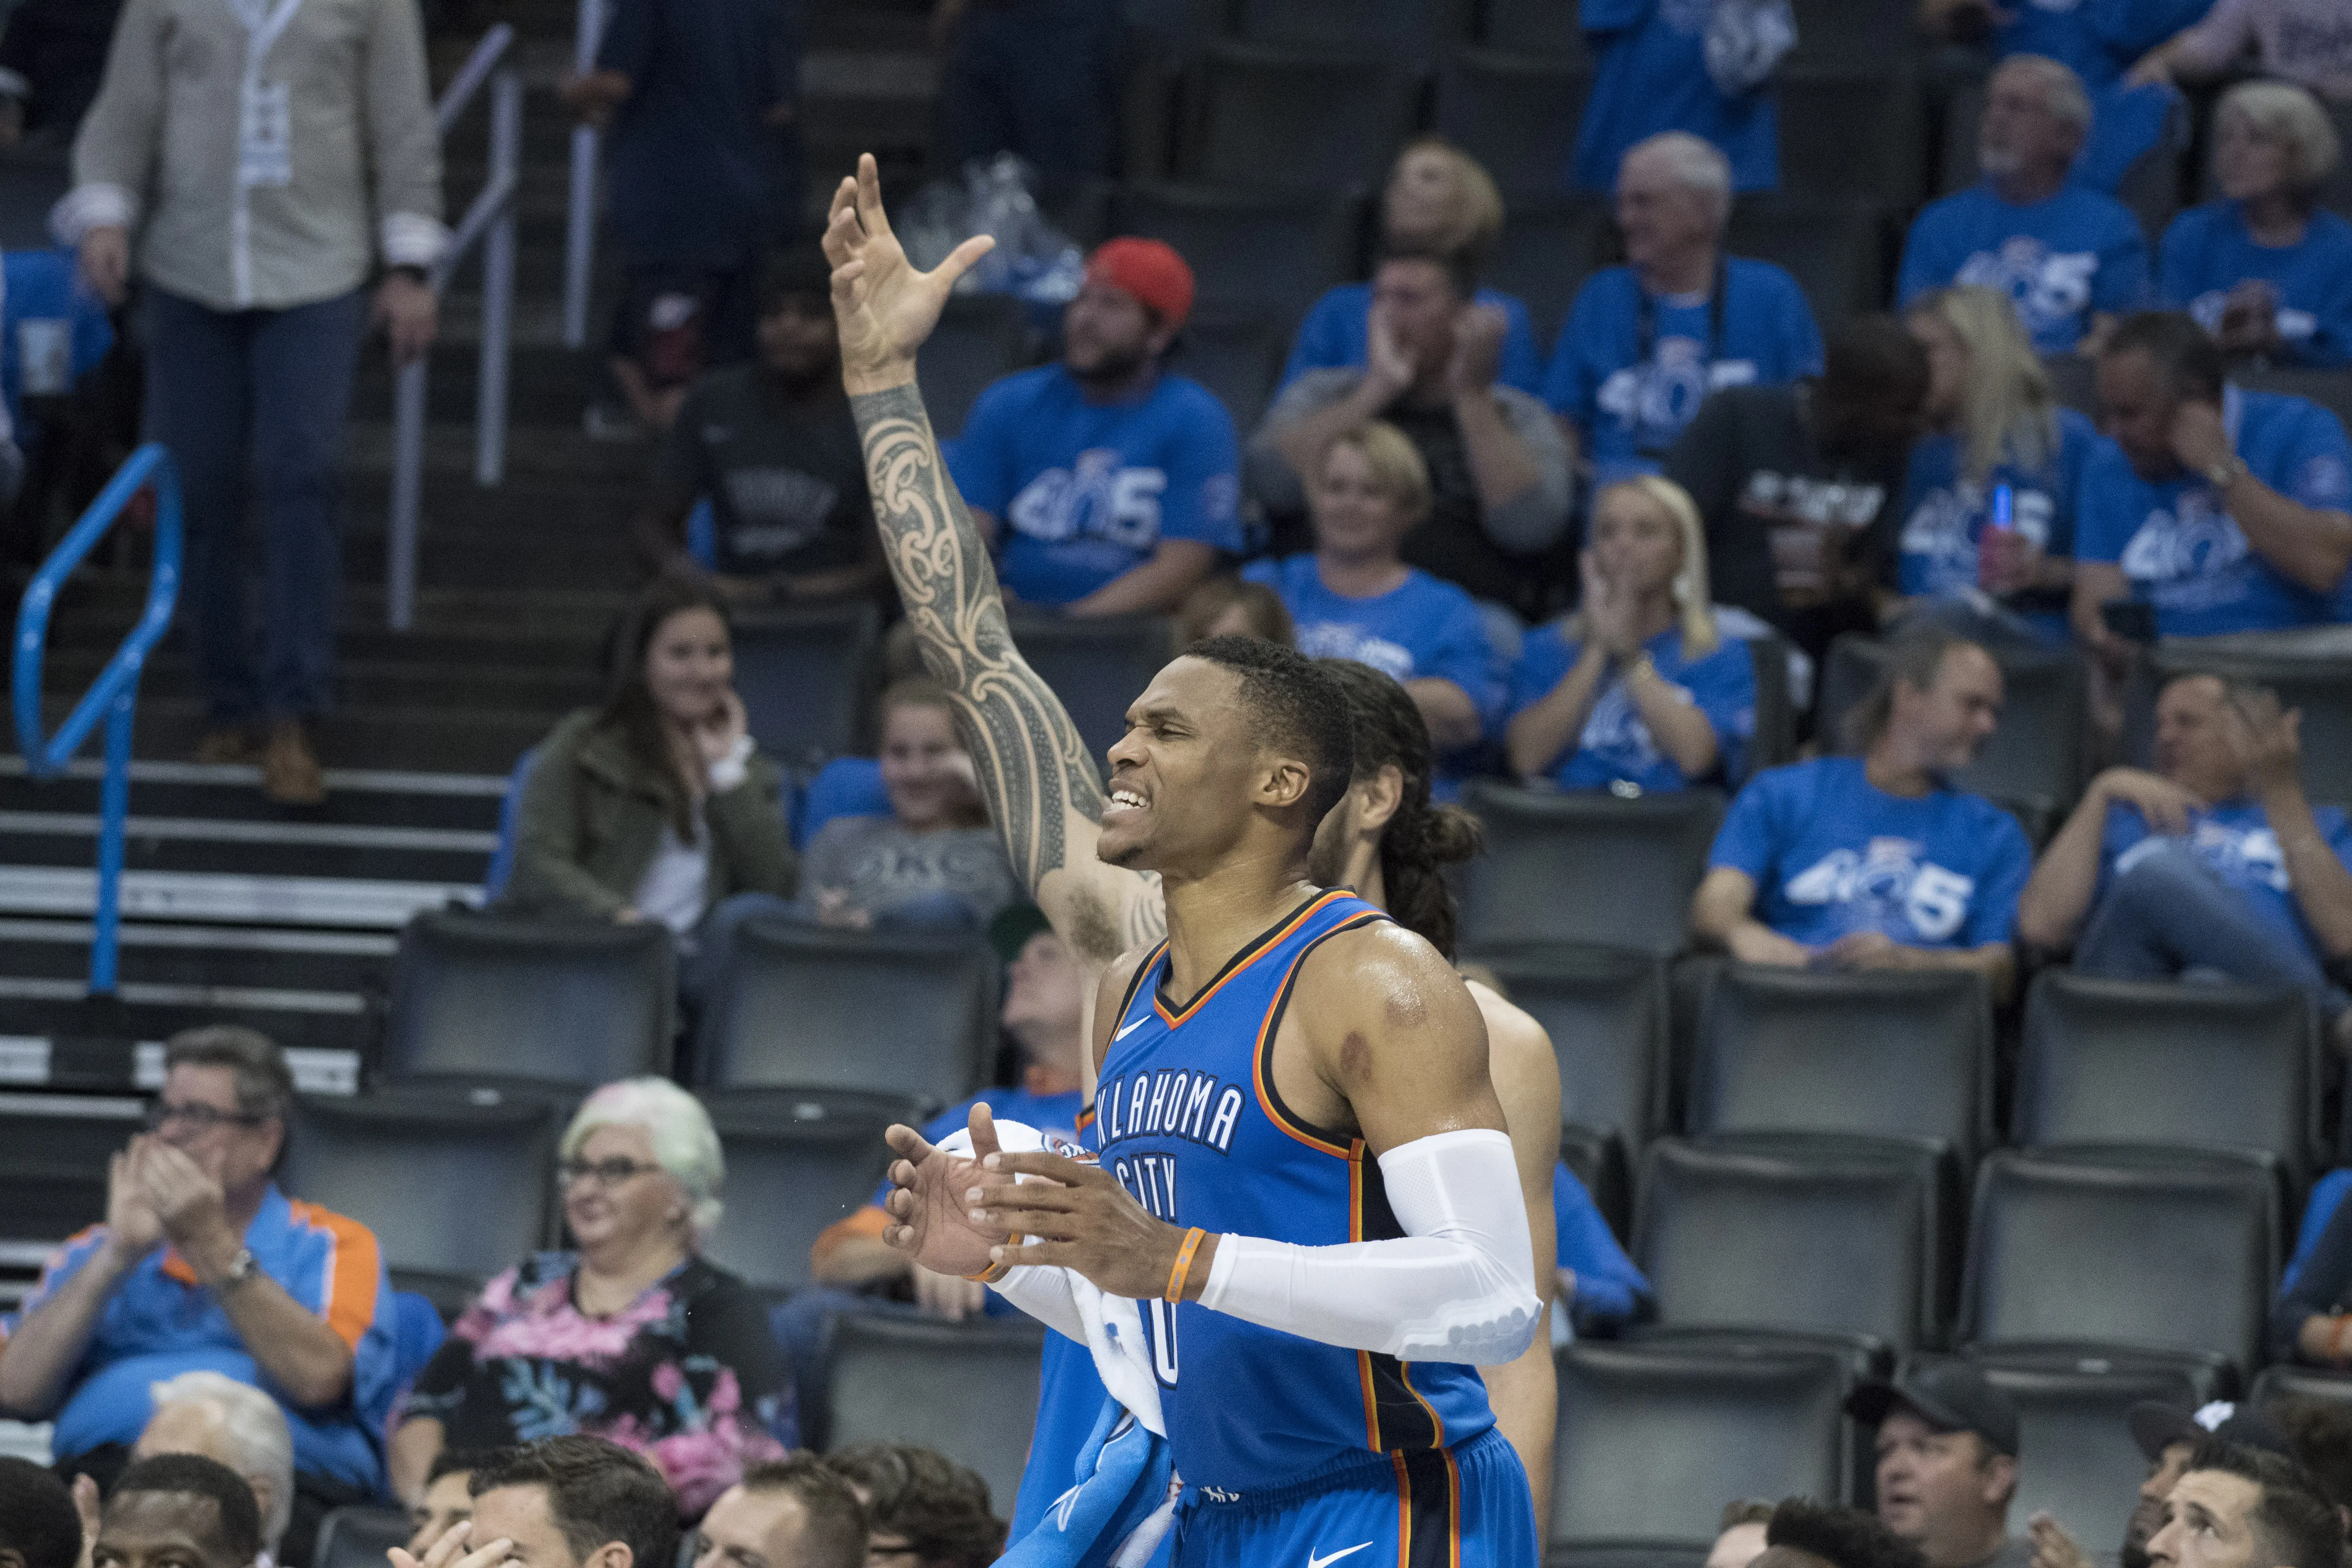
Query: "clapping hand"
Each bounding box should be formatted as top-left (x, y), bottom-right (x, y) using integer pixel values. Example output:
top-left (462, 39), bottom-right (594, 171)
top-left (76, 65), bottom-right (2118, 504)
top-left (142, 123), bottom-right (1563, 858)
top-left (1579, 551), bottom-right (1642, 659)
top-left (103, 1142), bottom-right (166, 1264)
top-left (1365, 303), bottom-right (1416, 403)
top-left (134, 1137), bottom-right (232, 1255)
top-left (1446, 304), bottom-right (1508, 398)
top-left (823, 153), bottom-right (996, 394)
top-left (882, 1103), bottom-right (1013, 1279)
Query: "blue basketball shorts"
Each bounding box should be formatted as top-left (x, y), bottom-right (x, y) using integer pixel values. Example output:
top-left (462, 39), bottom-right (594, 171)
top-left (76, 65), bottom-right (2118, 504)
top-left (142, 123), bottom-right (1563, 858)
top-left (1171, 1428), bottom-right (1536, 1568)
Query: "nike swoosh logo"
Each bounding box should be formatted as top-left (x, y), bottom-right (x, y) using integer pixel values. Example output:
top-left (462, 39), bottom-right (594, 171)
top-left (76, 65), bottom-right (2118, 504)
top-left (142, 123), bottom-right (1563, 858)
top-left (1307, 1545), bottom-right (1373, 1568)
top-left (1113, 1017), bottom-right (1148, 1040)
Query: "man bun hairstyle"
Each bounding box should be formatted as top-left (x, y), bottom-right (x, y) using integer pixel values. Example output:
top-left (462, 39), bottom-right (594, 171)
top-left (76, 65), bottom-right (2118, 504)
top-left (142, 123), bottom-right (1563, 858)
top-left (1315, 659), bottom-right (1481, 959)
top-left (1765, 1499), bottom-right (1928, 1568)
top-left (2185, 1437), bottom-right (2345, 1568)
top-left (738, 1457), bottom-right (868, 1568)
top-left (0, 1457), bottom-right (83, 1568)
top-left (1186, 636), bottom-right (1356, 829)
top-left (470, 1437), bottom-right (678, 1568)
top-left (112, 1454), bottom-right (264, 1568)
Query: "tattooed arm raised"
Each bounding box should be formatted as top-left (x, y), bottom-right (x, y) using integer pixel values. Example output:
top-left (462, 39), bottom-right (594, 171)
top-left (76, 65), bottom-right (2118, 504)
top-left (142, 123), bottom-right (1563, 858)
top-left (822, 155), bottom-right (1165, 996)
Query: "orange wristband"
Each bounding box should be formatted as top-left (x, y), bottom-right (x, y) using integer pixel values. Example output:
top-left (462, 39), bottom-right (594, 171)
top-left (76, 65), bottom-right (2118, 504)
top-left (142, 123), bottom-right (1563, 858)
top-left (1165, 1227), bottom-right (1206, 1303)
top-left (966, 1232), bottom-right (1021, 1284)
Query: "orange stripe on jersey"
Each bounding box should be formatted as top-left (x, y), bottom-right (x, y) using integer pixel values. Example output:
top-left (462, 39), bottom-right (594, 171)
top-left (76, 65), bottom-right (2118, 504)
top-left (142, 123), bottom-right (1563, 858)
top-left (1249, 985), bottom-right (1353, 1158)
top-left (1154, 890), bottom-right (1350, 1027)
top-left (1445, 1447), bottom-right (1464, 1568)
top-left (1074, 1102), bottom-right (1096, 1132)
top-left (286, 1200), bottom-right (383, 1351)
top-left (1399, 1359), bottom-right (1448, 1449)
top-left (159, 1249), bottom-right (200, 1286)
top-left (1393, 1452), bottom-right (1416, 1565)
top-left (1358, 1351), bottom-right (1382, 1452)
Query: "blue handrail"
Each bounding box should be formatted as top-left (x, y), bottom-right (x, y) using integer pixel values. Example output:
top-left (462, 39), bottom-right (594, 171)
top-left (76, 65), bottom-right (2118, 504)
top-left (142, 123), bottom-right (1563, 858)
top-left (11, 444), bottom-right (184, 994)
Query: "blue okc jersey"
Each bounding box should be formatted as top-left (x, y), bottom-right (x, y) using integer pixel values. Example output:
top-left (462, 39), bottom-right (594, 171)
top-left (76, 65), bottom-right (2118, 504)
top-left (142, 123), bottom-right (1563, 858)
top-left (1094, 889), bottom-right (1497, 1495)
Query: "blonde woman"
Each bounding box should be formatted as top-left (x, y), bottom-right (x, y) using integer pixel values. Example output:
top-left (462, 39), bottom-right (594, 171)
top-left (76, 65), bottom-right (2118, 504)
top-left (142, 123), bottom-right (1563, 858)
top-left (1505, 475), bottom-right (1756, 791)
top-left (1279, 137), bottom-right (1547, 395)
top-left (2159, 81), bottom-right (2351, 368)
top-left (1893, 285), bottom-right (2096, 645)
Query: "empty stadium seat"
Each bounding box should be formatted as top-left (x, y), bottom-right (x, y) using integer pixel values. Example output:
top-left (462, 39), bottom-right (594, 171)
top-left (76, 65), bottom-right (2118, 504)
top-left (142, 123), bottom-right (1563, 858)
top-left (2142, 643), bottom-right (2352, 808)
top-left (1786, 0), bottom-right (1919, 63)
top-left (1550, 1341), bottom-right (1854, 1546)
top-left (1456, 784), bottom-right (1725, 956)
top-left (1960, 1149), bottom-right (2278, 1381)
top-left (1688, 966), bottom-right (1994, 1162)
top-left (1172, 310), bottom-right (1286, 434)
top-left (313, 1508), bottom-right (413, 1568)
top-left (1008, 611), bottom-right (1178, 768)
top-left (822, 1315), bottom-right (1048, 1514)
top-left (1179, 43), bottom-right (1426, 193)
top-left (694, 920), bottom-right (998, 1106)
top-left (281, 1087), bottom-right (560, 1310)
top-left (0, 1091), bottom-right (144, 1268)
top-left (1725, 197), bottom-right (1892, 327)
top-left (1434, 49), bottom-right (1594, 198)
top-left (730, 600), bottom-right (883, 771)
top-left (1633, 1135), bottom-right (1942, 1353)
top-left (1744, 629), bottom-right (1799, 781)
top-left (1779, 67), bottom-right (1922, 208)
top-left (1229, 0), bottom-right (1446, 52)
top-left (1479, 0), bottom-right (1586, 58)
top-left (697, 1089), bottom-right (908, 1296)
top-left (1470, 944), bottom-right (1668, 1175)
top-left (2249, 1363), bottom-right (2352, 1409)
top-left (917, 292), bottom-right (1039, 439)
top-left (1481, 197), bottom-right (1617, 345)
top-left (1112, 181), bottom-right (1362, 321)
top-left (385, 909), bottom-right (676, 1089)
top-left (2014, 970), bottom-right (2320, 1184)
top-left (1818, 633), bottom-right (2092, 811)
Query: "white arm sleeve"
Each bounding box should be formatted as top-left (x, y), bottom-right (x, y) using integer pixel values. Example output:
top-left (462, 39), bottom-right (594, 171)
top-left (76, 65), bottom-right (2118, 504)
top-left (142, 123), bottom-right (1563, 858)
top-left (989, 1260), bottom-right (1089, 1342)
top-left (1195, 1128), bottom-right (1541, 1365)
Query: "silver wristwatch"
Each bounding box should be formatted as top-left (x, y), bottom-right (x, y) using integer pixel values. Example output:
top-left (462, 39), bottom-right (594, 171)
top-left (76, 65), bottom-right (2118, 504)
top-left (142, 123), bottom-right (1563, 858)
top-left (219, 1247), bottom-right (260, 1290)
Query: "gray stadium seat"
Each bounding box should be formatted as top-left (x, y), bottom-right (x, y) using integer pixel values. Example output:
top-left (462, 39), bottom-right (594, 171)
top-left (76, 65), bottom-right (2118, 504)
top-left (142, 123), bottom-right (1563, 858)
top-left (1787, 0), bottom-right (1919, 63)
top-left (694, 920), bottom-right (998, 1107)
top-left (1779, 67), bottom-right (1922, 208)
top-left (1173, 311), bottom-right (1286, 435)
top-left (1744, 629), bottom-right (1799, 780)
top-left (822, 1315), bottom-right (1048, 1514)
top-left (2249, 1364), bottom-right (2352, 1409)
top-left (917, 293), bottom-right (1039, 440)
top-left (1633, 1135), bottom-right (1943, 1353)
top-left (1551, 1549), bottom-right (1711, 1568)
top-left (1726, 197), bottom-right (1892, 327)
top-left (0, 1091), bottom-right (143, 1266)
top-left (1112, 181), bottom-right (1363, 321)
top-left (1008, 611), bottom-right (1178, 768)
top-left (386, 910), bottom-right (676, 1089)
top-left (730, 600), bottom-right (882, 771)
top-left (1178, 43), bottom-right (1426, 193)
top-left (1960, 1149), bottom-right (2278, 1383)
top-left (1688, 966), bottom-right (1994, 1163)
top-left (2142, 643), bottom-right (2352, 808)
top-left (281, 1087), bottom-right (560, 1312)
top-left (313, 1508), bottom-right (413, 1568)
top-left (1482, 197), bottom-right (1618, 346)
top-left (1469, 944), bottom-right (1668, 1179)
top-left (697, 1089), bottom-right (908, 1296)
top-left (1457, 784), bottom-right (1725, 956)
top-left (1434, 48), bottom-right (1594, 198)
top-left (2014, 970), bottom-right (2320, 1185)
top-left (1550, 1341), bottom-right (1854, 1546)
top-left (1818, 633), bottom-right (2092, 813)
top-left (1560, 1120), bottom-right (1632, 1240)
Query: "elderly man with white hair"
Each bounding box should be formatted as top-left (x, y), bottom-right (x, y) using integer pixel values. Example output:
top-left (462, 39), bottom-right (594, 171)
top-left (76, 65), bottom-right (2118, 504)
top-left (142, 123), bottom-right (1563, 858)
top-left (1899, 55), bottom-right (2152, 354)
top-left (1543, 131), bottom-right (1823, 485)
top-left (387, 1078), bottom-right (789, 1518)
top-left (131, 1372), bottom-right (294, 1567)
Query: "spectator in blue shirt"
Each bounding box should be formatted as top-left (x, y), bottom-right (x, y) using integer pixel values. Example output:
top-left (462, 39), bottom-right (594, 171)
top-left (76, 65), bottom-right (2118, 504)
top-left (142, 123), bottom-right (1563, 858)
top-left (1545, 133), bottom-right (1823, 485)
top-left (2072, 311), bottom-right (2352, 653)
top-left (2017, 672), bottom-right (2352, 1041)
top-left (1244, 421), bottom-right (1501, 754)
top-left (1898, 56), bottom-right (2152, 355)
top-left (1283, 138), bottom-right (1544, 398)
top-left (1507, 475), bottom-right (1757, 793)
top-left (1573, 0), bottom-right (1778, 196)
top-left (948, 237), bottom-right (1240, 616)
top-left (2160, 81), bottom-right (2352, 370)
top-left (1554, 1163), bottom-right (1651, 1331)
top-left (1692, 626), bottom-right (2032, 1002)
top-left (1892, 285), bottom-right (2096, 645)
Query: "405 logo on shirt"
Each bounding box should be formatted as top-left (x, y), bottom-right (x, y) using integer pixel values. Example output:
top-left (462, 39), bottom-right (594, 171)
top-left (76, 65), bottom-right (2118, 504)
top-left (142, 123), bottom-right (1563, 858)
top-left (1784, 838), bottom-right (1976, 942)
top-left (1956, 239), bottom-right (2098, 335)
top-left (1007, 449), bottom-right (1167, 548)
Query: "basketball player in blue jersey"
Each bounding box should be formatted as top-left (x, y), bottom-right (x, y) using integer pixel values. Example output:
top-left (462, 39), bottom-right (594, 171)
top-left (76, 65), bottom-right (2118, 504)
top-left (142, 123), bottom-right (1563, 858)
top-left (820, 151), bottom-right (1565, 1542)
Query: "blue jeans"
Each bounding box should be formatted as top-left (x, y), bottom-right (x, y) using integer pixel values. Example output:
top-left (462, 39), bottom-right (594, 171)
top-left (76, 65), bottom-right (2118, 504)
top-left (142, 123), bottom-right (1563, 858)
top-left (2075, 841), bottom-right (2351, 1020)
top-left (145, 286), bottom-right (368, 723)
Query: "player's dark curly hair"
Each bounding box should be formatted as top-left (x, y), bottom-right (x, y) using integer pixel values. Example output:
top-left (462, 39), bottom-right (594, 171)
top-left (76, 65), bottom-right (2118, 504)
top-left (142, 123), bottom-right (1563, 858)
top-left (825, 1446), bottom-right (1004, 1568)
top-left (1766, 1499), bottom-right (1928, 1568)
top-left (1187, 636), bottom-right (1356, 829)
top-left (1315, 659), bottom-right (1482, 959)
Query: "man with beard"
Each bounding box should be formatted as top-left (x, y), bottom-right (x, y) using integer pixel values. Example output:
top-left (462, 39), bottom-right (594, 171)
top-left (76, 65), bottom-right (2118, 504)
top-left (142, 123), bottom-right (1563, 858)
top-left (946, 238), bottom-right (1240, 617)
top-left (2030, 1402), bottom-right (2301, 1568)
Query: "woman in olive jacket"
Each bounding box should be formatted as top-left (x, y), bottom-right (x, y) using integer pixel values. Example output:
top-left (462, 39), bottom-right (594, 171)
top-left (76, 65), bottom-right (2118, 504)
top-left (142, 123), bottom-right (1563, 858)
top-left (506, 574), bottom-right (796, 931)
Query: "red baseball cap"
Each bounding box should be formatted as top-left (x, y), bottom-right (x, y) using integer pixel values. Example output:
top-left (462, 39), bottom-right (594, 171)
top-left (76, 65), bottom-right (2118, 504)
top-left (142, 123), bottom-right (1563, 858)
top-left (1085, 238), bottom-right (1194, 332)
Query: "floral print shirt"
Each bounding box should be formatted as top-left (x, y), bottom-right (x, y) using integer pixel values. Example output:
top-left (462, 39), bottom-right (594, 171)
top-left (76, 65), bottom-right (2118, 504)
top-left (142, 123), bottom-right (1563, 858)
top-left (403, 1253), bottom-right (789, 1515)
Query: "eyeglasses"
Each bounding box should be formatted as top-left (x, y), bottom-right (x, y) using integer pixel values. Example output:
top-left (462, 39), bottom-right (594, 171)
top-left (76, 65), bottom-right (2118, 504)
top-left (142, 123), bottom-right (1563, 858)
top-left (558, 1157), bottom-right (664, 1188)
top-left (144, 1101), bottom-right (267, 1132)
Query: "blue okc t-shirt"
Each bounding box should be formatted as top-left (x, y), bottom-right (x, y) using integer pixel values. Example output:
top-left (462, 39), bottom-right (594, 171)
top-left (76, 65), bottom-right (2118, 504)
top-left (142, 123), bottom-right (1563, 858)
top-left (2075, 386), bottom-right (2352, 637)
top-left (2162, 204), bottom-right (2352, 370)
top-left (1573, 0), bottom-right (1777, 194)
top-left (1281, 283), bottom-right (1546, 397)
top-left (1542, 259), bottom-right (1823, 481)
top-left (1710, 756), bottom-right (2034, 949)
top-left (1508, 623), bottom-right (1756, 793)
top-left (1242, 555), bottom-right (1505, 730)
top-left (1896, 409), bottom-right (2099, 642)
top-left (1898, 184), bottom-right (2153, 354)
top-left (948, 365), bottom-right (1243, 606)
top-left (2097, 798), bottom-right (2352, 969)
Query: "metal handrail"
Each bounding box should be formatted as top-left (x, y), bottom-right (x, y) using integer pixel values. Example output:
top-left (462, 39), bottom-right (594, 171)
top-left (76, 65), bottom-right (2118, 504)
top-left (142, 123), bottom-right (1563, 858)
top-left (11, 444), bottom-right (184, 994)
top-left (387, 23), bottom-right (522, 632)
top-left (561, 0), bottom-right (605, 349)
